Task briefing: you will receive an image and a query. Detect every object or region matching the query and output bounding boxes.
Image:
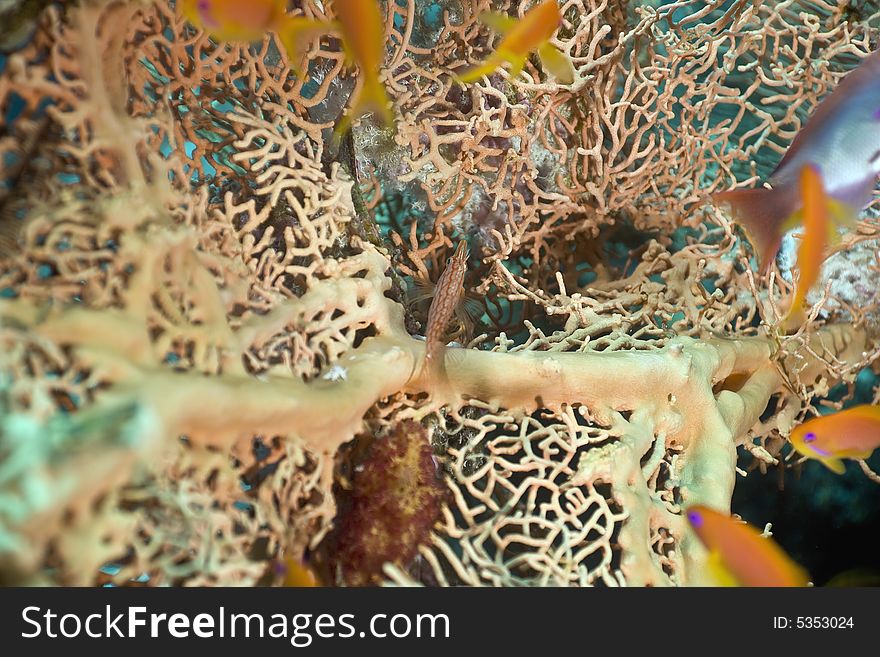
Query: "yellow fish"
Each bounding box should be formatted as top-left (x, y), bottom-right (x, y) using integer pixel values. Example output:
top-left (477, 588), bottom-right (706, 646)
top-left (179, 0), bottom-right (324, 76)
top-left (458, 0), bottom-right (575, 84)
top-left (789, 404), bottom-right (880, 474)
top-left (180, 0), bottom-right (393, 134)
top-left (686, 505), bottom-right (809, 587)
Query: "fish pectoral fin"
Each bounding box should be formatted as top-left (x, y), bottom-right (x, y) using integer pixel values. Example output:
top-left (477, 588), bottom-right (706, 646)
top-left (780, 208), bottom-right (803, 233)
top-left (407, 279), bottom-right (436, 308)
top-left (707, 550), bottom-right (738, 587)
top-left (456, 56), bottom-right (505, 83)
top-left (826, 199), bottom-right (858, 245)
top-left (538, 43), bottom-right (575, 84)
top-left (277, 16), bottom-right (327, 80)
top-left (478, 11), bottom-right (518, 34)
top-left (821, 457), bottom-right (847, 474)
top-left (506, 52), bottom-right (528, 78)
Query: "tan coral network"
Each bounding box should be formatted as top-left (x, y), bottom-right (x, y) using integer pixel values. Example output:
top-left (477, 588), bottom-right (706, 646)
top-left (0, 0), bottom-right (878, 587)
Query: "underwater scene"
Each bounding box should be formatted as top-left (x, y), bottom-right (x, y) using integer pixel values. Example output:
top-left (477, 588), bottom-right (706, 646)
top-left (0, 0), bottom-right (879, 588)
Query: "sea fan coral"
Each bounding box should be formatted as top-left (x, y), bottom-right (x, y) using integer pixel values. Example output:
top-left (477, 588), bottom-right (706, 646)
top-left (0, 0), bottom-right (878, 588)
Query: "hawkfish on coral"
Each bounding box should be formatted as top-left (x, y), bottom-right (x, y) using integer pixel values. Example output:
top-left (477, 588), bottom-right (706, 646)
top-left (686, 505), bottom-right (810, 587)
top-left (420, 240), bottom-right (469, 392)
top-left (713, 50), bottom-right (880, 271)
top-left (789, 405), bottom-right (880, 474)
top-left (457, 0), bottom-right (575, 84)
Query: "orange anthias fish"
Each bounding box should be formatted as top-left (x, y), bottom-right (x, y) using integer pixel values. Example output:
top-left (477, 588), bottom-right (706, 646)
top-left (420, 241), bottom-right (469, 388)
top-left (789, 404), bottom-right (880, 474)
top-left (458, 0), bottom-right (575, 84)
top-left (330, 0), bottom-right (394, 136)
top-left (712, 51), bottom-right (880, 273)
top-left (179, 0), bottom-right (324, 74)
top-left (686, 505), bottom-right (809, 587)
top-left (784, 164), bottom-right (832, 324)
top-left (180, 0), bottom-right (393, 134)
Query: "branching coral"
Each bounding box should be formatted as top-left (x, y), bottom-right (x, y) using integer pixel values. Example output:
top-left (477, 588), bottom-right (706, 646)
top-left (0, 0), bottom-right (878, 587)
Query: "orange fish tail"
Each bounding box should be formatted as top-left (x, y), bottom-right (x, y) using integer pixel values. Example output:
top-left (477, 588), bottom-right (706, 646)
top-left (714, 183), bottom-right (799, 273)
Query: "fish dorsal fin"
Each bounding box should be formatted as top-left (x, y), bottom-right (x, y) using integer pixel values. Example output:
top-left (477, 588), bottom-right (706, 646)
top-left (479, 11), bottom-right (518, 34)
top-left (407, 278), bottom-right (436, 307)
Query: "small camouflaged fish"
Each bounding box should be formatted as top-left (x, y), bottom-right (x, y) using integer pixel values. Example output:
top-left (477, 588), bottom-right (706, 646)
top-left (686, 505), bottom-right (809, 587)
top-left (458, 0), bottom-right (574, 84)
top-left (714, 49), bottom-right (880, 272)
top-left (420, 240), bottom-right (469, 388)
top-left (789, 404), bottom-right (880, 474)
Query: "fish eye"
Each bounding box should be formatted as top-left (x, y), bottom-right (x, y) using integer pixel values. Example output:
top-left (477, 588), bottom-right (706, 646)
top-left (687, 510), bottom-right (703, 527)
top-left (804, 431), bottom-right (817, 443)
top-left (446, 257), bottom-right (452, 265)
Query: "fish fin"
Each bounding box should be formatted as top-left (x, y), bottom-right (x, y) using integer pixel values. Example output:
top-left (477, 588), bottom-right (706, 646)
top-left (826, 198), bottom-right (858, 246)
top-left (407, 279), bottom-right (436, 308)
top-left (707, 550), bottom-right (738, 587)
top-left (277, 16), bottom-right (326, 81)
top-left (461, 296), bottom-right (484, 324)
top-left (782, 304), bottom-right (807, 332)
top-left (821, 457), bottom-right (847, 475)
top-left (507, 52), bottom-right (528, 78)
top-left (456, 55), bottom-right (506, 83)
top-left (333, 75), bottom-right (394, 143)
top-left (538, 43), bottom-right (575, 84)
top-left (451, 301), bottom-right (479, 342)
top-left (713, 183), bottom-right (799, 274)
top-left (479, 11), bottom-right (518, 34)
top-left (179, 0), bottom-right (198, 24)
